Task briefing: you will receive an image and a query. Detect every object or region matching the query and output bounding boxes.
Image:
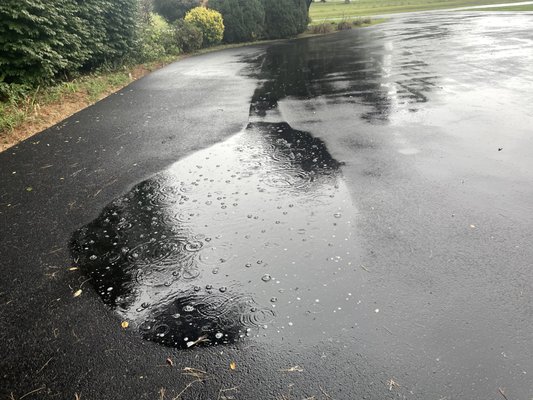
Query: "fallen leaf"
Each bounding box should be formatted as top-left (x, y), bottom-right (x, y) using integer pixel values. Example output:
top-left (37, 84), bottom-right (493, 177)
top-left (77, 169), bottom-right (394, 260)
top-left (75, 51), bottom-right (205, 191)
top-left (26, 187), bottom-right (33, 192)
top-left (68, 267), bottom-right (78, 271)
top-left (166, 357), bottom-right (174, 367)
top-left (73, 289), bottom-right (82, 297)
top-left (229, 361), bottom-right (236, 370)
top-left (280, 366), bottom-right (304, 372)
top-left (387, 378), bottom-right (400, 391)
top-left (121, 321), bottom-right (129, 329)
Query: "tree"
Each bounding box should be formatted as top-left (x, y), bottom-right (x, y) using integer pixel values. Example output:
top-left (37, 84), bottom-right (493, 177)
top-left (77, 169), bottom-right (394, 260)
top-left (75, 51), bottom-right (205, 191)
top-left (0, 0), bottom-right (85, 84)
top-left (209, 0), bottom-right (265, 43)
top-left (262, 0), bottom-right (308, 39)
top-left (0, 0), bottom-right (139, 85)
top-left (153, 0), bottom-right (200, 22)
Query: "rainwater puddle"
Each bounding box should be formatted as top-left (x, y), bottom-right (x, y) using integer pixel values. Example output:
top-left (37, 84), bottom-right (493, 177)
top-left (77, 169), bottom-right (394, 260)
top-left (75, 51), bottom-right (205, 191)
top-left (71, 120), bottom-right (357, 349)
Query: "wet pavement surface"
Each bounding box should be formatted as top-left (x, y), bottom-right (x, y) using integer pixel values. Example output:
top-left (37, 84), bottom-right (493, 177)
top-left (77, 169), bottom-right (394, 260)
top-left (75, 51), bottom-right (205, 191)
top-left (2, 12), bottom-right (533, 400)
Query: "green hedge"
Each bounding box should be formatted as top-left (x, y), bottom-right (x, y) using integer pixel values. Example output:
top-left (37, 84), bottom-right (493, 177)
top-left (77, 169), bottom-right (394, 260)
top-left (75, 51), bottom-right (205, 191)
top-left (153, 0), bottom-right (200, 22)
top-left (209, 0), bottom-right (265, 43)
top-left (208, 0), bottom-right (308, 43)
top-left (262, 0), bottom-right (308, 39)
top-left (0, 0), bottom-right (138, 86)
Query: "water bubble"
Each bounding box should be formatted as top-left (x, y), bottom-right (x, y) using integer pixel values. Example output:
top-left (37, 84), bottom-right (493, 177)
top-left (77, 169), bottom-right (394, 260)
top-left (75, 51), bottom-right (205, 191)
top-left (212, 268), bottom-right (219, 274)
top-left (89, 255), bottom-right (97, 261)
top-left (270, 297), bottom-right (278, 303)
top-left (185, 241), bottom-right (203, 252)
top-left (194, 286), bottom-right (201, 292)
top-left (206, 284), bottom-right (213, 290)
top-left (141, 302), bottom-right (150, 309)
top-left (183, 305), bottom-right (195, 312)
top-left (219, 286), bottom-right (227, 293)
top-left (215, 332), bottom-right (223, 339)
top-left (245, 263), bottom-right (252, 268)
top-left (262, 274), bottom-right (272, 282)
top-left (334, 213), bottom-right (342, 218)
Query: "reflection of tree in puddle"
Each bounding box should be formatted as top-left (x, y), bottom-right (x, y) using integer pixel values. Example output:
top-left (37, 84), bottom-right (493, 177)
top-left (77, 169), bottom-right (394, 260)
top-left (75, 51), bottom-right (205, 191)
top-left (71, 115), bottom-right (347, 349)
top-left (244, 29), bottom-right (440, 122)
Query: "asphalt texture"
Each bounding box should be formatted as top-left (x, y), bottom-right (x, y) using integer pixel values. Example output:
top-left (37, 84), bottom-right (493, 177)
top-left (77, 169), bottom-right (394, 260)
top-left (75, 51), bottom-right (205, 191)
top-left (1, 12), bottom-right (533, 400)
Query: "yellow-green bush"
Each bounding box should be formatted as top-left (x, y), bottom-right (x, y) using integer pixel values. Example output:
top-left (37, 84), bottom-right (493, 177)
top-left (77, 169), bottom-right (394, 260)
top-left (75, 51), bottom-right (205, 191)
top-left (184, 7), bottom-right (224, 46)
top-left (138, 13), bottom-right (179, 62)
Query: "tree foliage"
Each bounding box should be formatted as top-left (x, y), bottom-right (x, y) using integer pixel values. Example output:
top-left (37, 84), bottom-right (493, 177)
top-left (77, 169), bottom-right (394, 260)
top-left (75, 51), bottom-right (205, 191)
top-left (184, 7), bottom-right (224, 46)
top-left (174, 20), bottom-right (204, 52)
top-left (0, 0), bottom-right (138, 85)
top-left (207, 0), bottom-right (308, 42)
top-left (209, 0), bottom-right (265, 43)
top-left (153, 0), bottom-right (200, 22)
top-left (137, 13), bottom-right (180, 62)
top-left (262, 0), bottom-right (308, 39)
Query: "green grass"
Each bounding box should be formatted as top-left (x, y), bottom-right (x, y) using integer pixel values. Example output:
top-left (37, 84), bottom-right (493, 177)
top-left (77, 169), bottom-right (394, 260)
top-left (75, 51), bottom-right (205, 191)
top-left (309, 0), bottom-right (530, 19)
top-left (308, 16), bottom-right (386, 26)
top-left (463, 3), bottom-right (533, 10)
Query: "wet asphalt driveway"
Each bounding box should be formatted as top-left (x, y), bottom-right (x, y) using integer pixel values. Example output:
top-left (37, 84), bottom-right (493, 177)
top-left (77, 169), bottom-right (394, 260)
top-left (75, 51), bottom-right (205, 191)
top-left (1, 12), bottom-right (533, 400)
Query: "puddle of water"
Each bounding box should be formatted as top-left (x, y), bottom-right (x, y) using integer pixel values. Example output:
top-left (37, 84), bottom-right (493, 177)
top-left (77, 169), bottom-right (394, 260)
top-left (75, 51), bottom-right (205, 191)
top-left (71, 118), bottom-right (355, 348)
top-left (242, 30), bottom-right (440, 125)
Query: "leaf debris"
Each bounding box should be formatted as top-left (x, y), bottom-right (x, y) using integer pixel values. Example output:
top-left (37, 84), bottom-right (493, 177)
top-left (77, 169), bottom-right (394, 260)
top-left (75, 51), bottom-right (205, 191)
top-left (387, 378), bottom-right (400, 391)
top-left (279, 365), bottom-right (304, 372)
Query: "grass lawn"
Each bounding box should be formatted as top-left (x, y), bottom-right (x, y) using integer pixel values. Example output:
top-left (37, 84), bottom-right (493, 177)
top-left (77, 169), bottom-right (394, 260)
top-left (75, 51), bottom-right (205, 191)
top-left (464, 3), bottom-right (533, 9)
top-left (309, 0), bottom-right (530, 19)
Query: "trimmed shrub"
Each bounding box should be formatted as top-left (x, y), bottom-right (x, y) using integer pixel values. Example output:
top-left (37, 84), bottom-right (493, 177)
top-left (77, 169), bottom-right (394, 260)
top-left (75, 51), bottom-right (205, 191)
top-left (153, 0), bottom-right (200, 22)
top-left (262, 0), bottom-right (308, 39)
top-left (174, 19), bottom-right (204, 52)
top-left (209, 0), bottom-right (265, 43)
top-left (184, 7), bottom-right (224, 46)
top-left (138, 13), bottom-right (179, 62)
